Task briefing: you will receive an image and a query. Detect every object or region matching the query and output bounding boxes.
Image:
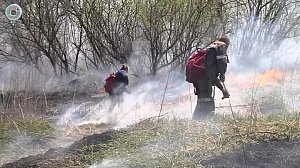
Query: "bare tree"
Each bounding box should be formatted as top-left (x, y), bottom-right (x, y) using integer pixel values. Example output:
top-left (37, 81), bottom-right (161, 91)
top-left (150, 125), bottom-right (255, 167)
top-left (136, 0), bottom-right (224, 75)
top-left (225, 0), bottom-right (300, 65)
top-left (65, 0), bottom-right (137, 68)
top-left (2, 0), bottom-right (300, 78)
top-left (0, 0), bottom-right (87, 76)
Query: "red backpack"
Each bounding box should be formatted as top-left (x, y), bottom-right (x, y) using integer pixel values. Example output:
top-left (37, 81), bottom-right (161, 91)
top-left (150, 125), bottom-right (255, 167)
top-left (104, 73), bottom-right (116, 93)
top-left (185, 48), bottom-right (207, 83)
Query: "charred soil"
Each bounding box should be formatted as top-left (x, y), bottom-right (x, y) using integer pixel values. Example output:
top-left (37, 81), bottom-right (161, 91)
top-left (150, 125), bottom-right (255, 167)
top-left (1, 130), bottom-right (122, 168)
top-left (201, 140), bottom-right (300, 168)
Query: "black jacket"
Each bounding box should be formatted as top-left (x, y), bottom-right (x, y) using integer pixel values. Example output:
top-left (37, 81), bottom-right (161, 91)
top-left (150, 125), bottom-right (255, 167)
top-left (113, 70), bottom-right (129, 95)
top-left (205, 41), bottom-right (229, 80)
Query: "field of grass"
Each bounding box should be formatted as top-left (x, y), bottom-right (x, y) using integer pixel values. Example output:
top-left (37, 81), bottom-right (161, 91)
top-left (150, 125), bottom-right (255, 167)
top-left (85, 113), bottom-right (300, 167)
top-left (4, 111), bottom-right (299, 167)
top-left (1, 77), bottom-right (300, 167)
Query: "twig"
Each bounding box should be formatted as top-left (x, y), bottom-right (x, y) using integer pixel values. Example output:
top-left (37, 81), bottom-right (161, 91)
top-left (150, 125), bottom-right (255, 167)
top-left (150, 112), bottom-right (169, 121)
top-left (157, 71), bottom-right (171, 123)
top-left (35, 96), bottom-right (40, 114)
top-left (233, 131), bottom-right (279, 137)
top-left (18, 100), bottom-right (25, 119)
top-left (256, 131), bottom-right (278, 134)
top-left (81, 100), bottom-right (104, 120)
top-left (229, 99), bottom-right (239, 130)
top-left (216, 104), bottom-right (249, 108)
top-left (0, 111), bottom-right (20, 133)
top-left (65, 119), bottom-right (83, 135)
top-left (139, 112), bottom-right (170, 129)
top-left (43, 92), bottom-right (48, 110)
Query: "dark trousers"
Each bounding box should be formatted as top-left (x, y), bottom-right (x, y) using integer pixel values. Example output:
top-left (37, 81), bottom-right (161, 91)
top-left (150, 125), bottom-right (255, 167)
top-left (108, 93), bottom-right (123, 112)
top-left (193, 75), bottom-right (213, 98)
top-left (193, 75), bottom-right (215, 119)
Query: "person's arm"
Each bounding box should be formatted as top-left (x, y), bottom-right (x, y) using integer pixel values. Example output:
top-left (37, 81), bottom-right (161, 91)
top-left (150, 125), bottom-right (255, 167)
top-left (216, 44), bottom-right (228, 81)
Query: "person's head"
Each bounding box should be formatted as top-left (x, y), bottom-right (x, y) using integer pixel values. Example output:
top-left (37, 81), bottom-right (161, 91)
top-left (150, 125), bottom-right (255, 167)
top-left (218, 35), bottom-right (230, 46)
top-left (120, 64), bottom-right (129, 72)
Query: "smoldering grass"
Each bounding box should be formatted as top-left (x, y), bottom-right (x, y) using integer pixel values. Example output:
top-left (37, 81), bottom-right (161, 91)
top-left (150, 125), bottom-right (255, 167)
top-left (124, 119), bottom-right (222, 167)
top-left (78, 114), bottom-right (300, 167)
top-left (2, 113), bottom-right (300, 167)
top-left (80, 118), bottom-right (224, 167)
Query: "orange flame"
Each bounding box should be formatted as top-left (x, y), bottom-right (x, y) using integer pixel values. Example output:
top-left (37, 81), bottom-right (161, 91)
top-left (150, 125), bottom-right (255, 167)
top-left (228, 69), bottom-right (284, 90)
top-left (258, 69), bottom-right (284, 86)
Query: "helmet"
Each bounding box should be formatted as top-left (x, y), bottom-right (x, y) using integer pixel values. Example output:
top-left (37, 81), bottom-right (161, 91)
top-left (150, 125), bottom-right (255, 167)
top-left (218, 35), bottom-right (230, 46)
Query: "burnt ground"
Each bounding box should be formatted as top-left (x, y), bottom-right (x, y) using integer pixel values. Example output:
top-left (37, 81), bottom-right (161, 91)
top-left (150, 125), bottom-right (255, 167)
top-left (1, 130), bottom-right (124, 168)
top-left (2, 130), bottom-right (300, 168)
top-left (201, 140), bottom-right (300, 168)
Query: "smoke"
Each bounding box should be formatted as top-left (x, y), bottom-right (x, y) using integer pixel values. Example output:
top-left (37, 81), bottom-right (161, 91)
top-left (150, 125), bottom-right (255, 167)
top-left (57, 72), bottom-right (196, 130)
top-left (224, 20), bottom-right (300, 114)
top-left (89, 158), bottom-right (126, 168)
top-left (57, 35), bottom-right (300, 130)
top-left (0, 135), bottom-right (48, 165)
top-left (228, 37), bottom-right (299, 73)
top-left (227, 11), bottom-right (300, 73)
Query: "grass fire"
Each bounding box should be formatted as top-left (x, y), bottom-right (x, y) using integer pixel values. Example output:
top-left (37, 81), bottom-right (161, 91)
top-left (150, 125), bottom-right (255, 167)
top-left (1, 1), bottom-right (300, 168)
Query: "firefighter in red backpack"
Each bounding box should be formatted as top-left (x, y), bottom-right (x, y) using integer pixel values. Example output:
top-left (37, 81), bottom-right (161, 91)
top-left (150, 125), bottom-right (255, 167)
top-left (108, 64), bottom-right (131, 112)
top-left (192, 36), bottom-right (230, 119)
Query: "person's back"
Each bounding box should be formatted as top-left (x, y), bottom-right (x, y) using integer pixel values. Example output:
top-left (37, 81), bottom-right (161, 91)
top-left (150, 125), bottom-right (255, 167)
top-left (205, 36), bottom-right (230, 99)
top-left (113, 68), bottom-right (129, 95)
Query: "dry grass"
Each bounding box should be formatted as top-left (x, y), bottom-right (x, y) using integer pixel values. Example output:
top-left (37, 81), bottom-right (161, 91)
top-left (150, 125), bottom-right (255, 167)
top-left (2, 112), bottom-right (300, 167)
top-left (82, 113), bottom-right (300, 167)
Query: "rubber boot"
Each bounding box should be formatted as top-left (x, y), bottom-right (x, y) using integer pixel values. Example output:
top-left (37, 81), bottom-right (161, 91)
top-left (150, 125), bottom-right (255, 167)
top-left (193, 98), bottom-right (215, 120)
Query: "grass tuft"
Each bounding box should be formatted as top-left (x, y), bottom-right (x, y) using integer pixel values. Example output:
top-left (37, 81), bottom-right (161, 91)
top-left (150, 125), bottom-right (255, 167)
top-left (0, 118), bottom-right (55, 147)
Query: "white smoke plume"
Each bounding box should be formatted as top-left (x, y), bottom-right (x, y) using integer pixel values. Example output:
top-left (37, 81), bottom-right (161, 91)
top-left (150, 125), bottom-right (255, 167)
top-left (56, 72), bottom-right (196, 130)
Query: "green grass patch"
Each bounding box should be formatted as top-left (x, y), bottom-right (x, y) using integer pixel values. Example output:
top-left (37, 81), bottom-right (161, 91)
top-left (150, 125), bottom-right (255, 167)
top-left (222, 113), bottom-right (300, 142)
top-left (0, 118), bottom-right (55, 147)
top-left (16, 119), bottom-right (55, 138)
top-left (0, 121), bottom-right (18, 147)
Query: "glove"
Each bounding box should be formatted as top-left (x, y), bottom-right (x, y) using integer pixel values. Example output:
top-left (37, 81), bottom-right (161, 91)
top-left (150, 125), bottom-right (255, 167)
top-left (219, 74), bottom-right (225, 82)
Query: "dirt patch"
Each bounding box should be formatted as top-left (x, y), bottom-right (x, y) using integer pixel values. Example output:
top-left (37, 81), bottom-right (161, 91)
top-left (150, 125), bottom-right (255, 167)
top-left (1, 130), bottom-right (122, 168)
top-left (201, 140), bottom-right (300, 168)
